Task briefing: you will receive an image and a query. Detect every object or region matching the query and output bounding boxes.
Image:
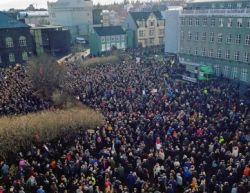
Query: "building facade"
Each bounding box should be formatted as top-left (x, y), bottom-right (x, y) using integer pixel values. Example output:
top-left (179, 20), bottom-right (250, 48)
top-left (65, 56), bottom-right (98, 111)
top-left (47, 0), bottom-right (93, 38)
top-left (164, 7), bottom-right (182, 55)
top-left (179, 0), bottom-right (250, 83)
top-left (31, 25), bottom-right (71, 56)
top-left (125, 11), bottom-right (165, 48)
top-left (0, 12), bottom-right (33, 67)
top-left (19, 11), bottom-right (50, 27)
top-left (89, 26), bottom-right (126, 55)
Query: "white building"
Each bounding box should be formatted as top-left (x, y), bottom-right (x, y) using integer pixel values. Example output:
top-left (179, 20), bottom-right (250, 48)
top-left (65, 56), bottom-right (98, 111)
top-left (47, 0), bottom-right (93, 38)
top-left (19, 11), bottom-right (50, 27)
top-left (101, 10), bottom-right (121, 27)
top-left (164, 6), bottom-right (183, 55)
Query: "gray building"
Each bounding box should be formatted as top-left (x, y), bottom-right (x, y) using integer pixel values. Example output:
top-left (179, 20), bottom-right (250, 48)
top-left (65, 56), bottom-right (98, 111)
top-left (48, 0), bottom-right (93, 39)
top-left (164, 7), bottom-right (182, 55)
top-left (178, 0), bottom-right (250, 84)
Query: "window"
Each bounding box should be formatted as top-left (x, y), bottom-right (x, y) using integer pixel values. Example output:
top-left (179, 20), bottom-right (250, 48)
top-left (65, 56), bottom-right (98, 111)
top-left (227, 18), bottom-right (232, 27)
top-left (149, 38), bottom-right (154, 44)
top-left (237, 3), bottom-right (242, 9)
top-left (232, 67), bottom-right (238, 79)
top-left (235, 34), bottom-right (241, 44)
top-left (228, 3), bottom-right (232, 9)
top-left (202, 48), bottom-right (206, 56)
top-left (106, 36), bottom-right (110, 42)
top-left (188, 48), bottom-right (192, 54)
top-left (226, 34), bottom-right (232, 44)
top-left (211, 18), bottom-right (215, 26)
top-left (214, 64), bottom-right (220, 76)
top-left (101, 37), bottom-right (105, 43)
top-left (19, 36), bottom-right (26, 46)
top-left (234, 51), bottom-right (240, 61)
top-left (217, 33), bottom-right (223, 43)
top-left (195, 18), bottom-right (199, 26)
top-left (181, 31), bottom-right (184, 41)
top-left (139, 30), bottom-right (144, 37)
top-left (6, 37), bottom-right (14, 48)
top-left (159, 29), bottom-right (164, 36)
top-left (209, 49), bottom-right (214, 57)
top-left (101, 44), bottom-right (106, 51)
top-left (195, 32), bottom-right (199, 41)
top-left (237, 18), bottom-right (242, 28)
top-left (244, 52), bottom-right (250, 62)
top-left (106, 44), bottom-right (111, 51)
top-left (150, 21), bottom-right (154, 26)
top-left (121, 42), bottom-right (125, 49)
top-left (194, 48), bottom-right (198, 55)
top-left (9, 53), bottom-right (15, 62)
top-left (188, 18), bottom-right (192, 26)
top-left (210, 32), bottom-right (214, 42)
top-left (247, 20), bottom-right (250, 28)
top-left (219, 18), bottom-right (223, 27)
top-left (245, 35), bottom-right (250, 45)
top-left (203, 18), bottom-right (207, 26)
top-left (240, 69), bottom-right (248, 82)
top-left (217, 49), bottom-right (222, 58)
top-left (223, 66), bottom-right (229, 77)
top-left (22, 52), bottom-right (28, 61)
top-left (111, 36), bottom-right (115, 42)
top-left (121, 35), bottom-right (125, 41)
top-left (116, 43), bottom-right (120, 49)
top-left (188, 31), bottom-right (192, 40)
top-left (225, 50), bottom-right (230, 59)
top-left (181, 18), bottom-right (185, 25)
top-left (159, 37), bottom-right (164, 44)
top-left (149, 29), bottom-right (155, 36)
top-left (116, 35), bottom-right (120, 41)
top-left (202, 32), bottom-right (206, 41)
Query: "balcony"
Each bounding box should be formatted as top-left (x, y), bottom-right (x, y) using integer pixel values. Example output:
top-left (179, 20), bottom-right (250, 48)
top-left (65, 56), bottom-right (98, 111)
top-left (182, 8), bottom-right (250, 17)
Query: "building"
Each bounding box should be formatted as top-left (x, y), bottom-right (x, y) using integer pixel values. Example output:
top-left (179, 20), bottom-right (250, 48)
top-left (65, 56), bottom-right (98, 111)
top-left (179, 0), bottom-right (250, 83)
top-left (47, 0), bottom-right (93, 39)
top-left (164, 7), bottom-right (183, 55)
top-left (31, 25), bottom-right (71, 56)
top-left (0, 12), bottom-right (33, 67)
top-left (124, 11), bottom-right (165, 48)
top-left (101, 10), bottom-right (122, 27)
top-left (19, 11), bottom-right (50, 26)
top-left (89, 26), bottom-right (126, 55)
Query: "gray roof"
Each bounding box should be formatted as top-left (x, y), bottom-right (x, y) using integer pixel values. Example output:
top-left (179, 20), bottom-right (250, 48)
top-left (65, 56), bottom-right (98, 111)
top-left (93, 26), bottom-right (126, 36)
top-left (0, 11), bottom-right (29, 29)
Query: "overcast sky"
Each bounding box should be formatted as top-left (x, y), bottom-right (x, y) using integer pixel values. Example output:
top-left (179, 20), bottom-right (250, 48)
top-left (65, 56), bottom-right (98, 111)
top-left (0, 0), bottom-right (133, 10)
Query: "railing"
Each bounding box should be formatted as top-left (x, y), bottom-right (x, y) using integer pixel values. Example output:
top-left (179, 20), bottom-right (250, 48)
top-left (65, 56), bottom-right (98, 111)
top-left (182, 8), bottom-right (250, 16)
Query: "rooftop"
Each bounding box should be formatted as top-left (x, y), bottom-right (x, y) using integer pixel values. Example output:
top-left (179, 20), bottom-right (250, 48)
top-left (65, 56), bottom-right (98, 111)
top-left (0, 11), bottom-right (29, 29)
top-left (130, 11), bottom-right (163, 22)
top-left (93, 26), bottom-right (125, 36)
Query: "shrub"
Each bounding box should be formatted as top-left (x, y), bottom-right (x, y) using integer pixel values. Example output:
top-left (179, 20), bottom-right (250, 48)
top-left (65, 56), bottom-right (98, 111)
top-left (79, 54), bottom-right (121, 67)
top-left (0, 107), bottom-right (104, 157)
top-left (27, 54), bottom-right (67, 101)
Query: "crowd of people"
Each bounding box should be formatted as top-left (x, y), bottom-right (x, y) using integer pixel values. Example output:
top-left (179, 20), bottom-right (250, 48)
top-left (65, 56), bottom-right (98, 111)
top-left (0, 49), bottom-right (250, 193)
top-left (0, 66), bottom-right (49, 116)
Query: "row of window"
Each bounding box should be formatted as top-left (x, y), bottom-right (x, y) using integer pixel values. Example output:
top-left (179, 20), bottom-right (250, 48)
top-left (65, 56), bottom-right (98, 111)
top-left (101, 35), bottom-right (125, 43)
top-left (101, 42), bottom-right (125, 52)
top-left (137, 20), bottom-right (165, 27)
top-left (214, 65), bottom-right (248, 82)
top-left (0, 52), bottom-right (28, 64)
top-left (181, 17), bottom-right (250, 28)
top-left (181, 31), bottom-right (250, 45)
top-left (3, 36), bottom-right (27, 48)
top-left (139, 29), bottom-right (164, 37)
top-left (182, 48), bottom-right (250, 63)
